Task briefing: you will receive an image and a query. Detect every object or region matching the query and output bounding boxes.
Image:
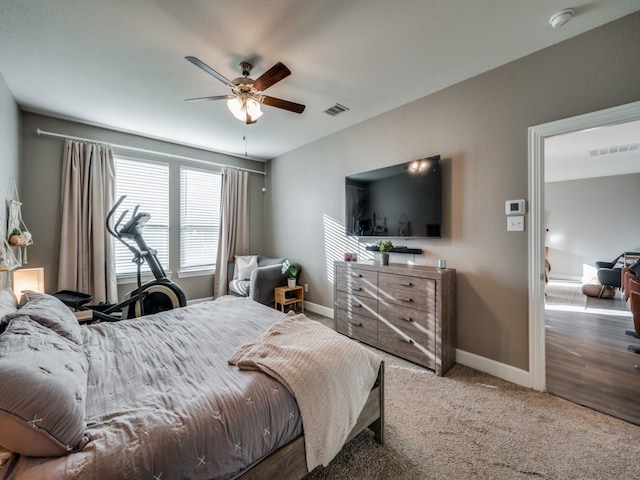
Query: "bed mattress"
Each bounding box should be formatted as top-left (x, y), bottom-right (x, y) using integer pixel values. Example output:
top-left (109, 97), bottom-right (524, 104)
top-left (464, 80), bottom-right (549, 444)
top-left (3, 297), bottom-right (302, 480)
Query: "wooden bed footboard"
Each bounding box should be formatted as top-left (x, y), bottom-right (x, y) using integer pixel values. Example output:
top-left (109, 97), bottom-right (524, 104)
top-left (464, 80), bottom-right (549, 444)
top-left (239, 361), bottom-right (385, 480)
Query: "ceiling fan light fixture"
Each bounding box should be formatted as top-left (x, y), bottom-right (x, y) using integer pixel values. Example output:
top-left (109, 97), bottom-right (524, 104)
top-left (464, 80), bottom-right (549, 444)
top-left (186, 56), bottom-right (304, 122)
top-left (227, 95), bottom-right (263, 122)
top-left (245, 98), bottom-right (263, 120)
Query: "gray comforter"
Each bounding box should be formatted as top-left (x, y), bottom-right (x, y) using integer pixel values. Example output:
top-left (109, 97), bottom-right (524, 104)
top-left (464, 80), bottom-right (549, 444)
top-left (4, 297), bottom-right (302, 479)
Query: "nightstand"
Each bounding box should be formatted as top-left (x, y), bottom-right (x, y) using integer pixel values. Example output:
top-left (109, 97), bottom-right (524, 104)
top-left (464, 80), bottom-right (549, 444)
top-left (274, 285), bottom-right (304, 313)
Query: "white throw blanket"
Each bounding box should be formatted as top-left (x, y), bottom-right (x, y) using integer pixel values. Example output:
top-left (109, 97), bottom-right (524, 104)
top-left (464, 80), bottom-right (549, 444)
top-left (228, 311), bottom-right (382, 471)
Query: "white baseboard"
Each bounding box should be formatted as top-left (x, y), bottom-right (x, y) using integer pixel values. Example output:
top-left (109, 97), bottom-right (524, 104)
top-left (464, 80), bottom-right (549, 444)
top-left (304, 301), bottom-right (333, 318)
top-left (549, 274), bottom-right (582, 282)
top-left (455, 349), bottom-right (531, 388)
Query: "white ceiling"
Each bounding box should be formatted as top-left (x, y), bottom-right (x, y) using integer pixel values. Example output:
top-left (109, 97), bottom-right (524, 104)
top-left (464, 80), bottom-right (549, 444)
top-left (1, 0), bottom-right (639, 161)
top-left (545, 120), bottom-right (640, 183)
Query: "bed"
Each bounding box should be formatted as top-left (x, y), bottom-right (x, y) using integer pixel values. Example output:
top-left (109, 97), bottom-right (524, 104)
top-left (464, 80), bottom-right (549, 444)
top-left (0, 290), bottom-right (384, 479)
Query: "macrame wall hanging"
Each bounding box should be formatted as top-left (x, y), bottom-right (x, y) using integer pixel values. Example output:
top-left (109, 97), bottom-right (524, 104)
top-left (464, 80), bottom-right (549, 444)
top-left (0, 237), bottom-right (20, 271)
top-left (6, 178), bottom-right (33, 266)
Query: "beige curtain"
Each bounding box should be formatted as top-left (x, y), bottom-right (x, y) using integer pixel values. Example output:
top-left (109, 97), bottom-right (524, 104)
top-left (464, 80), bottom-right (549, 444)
top-left (57, 140), bottom-right (117, 303)
top-left (214, 168), bottom-right (249, 297)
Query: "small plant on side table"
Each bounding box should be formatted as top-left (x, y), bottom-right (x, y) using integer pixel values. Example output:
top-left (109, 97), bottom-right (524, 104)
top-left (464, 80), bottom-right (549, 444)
top-left (281, 259), bottom-right (298, 287)
top-left (376, 240), bottom-right (393, 265)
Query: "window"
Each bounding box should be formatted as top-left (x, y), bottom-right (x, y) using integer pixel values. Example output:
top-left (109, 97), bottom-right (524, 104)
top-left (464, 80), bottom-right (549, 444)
top-left (114, 157), bottom-right (169, 276)
top-left (180, 167), bottom-right (222, 271)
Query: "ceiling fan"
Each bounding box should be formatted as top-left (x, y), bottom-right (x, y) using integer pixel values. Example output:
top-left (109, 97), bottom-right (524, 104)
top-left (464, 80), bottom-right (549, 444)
top-left (185, 56), bottom-right (306, 124)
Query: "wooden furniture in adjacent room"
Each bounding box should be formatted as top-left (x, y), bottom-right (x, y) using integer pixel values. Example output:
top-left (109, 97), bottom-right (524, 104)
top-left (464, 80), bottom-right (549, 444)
top-left (334, 261), bottom-right (456, 376)
top-left (275, 285), bottom-right (304, 313)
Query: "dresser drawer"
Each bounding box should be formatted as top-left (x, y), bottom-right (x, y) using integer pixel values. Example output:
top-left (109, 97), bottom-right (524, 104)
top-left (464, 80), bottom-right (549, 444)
top-left (378, 272), bottom-right (435, 296)
top-left (335, 290), bottom-right (377, 319)
top-left (377, 303), bottom-right (435, 369)
top-left (336, 265), bottom-right (377, 298)
top-left (378, 301), bottom-right (435, 344)
top-left (378, 288), bottom-right (433, 312)
top-left (376, 323), bottom-right (436, 370)
top-left (336, 309), bottom-right (377, 342)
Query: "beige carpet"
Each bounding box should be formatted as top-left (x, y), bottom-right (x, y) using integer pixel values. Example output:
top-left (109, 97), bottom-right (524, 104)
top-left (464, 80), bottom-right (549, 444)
top-left (303, 312), bottom-right (640, 480)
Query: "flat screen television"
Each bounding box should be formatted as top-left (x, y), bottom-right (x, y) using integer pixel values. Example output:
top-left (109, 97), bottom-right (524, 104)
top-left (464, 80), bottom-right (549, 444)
top-left (345, 155), bottom-right (441, 238)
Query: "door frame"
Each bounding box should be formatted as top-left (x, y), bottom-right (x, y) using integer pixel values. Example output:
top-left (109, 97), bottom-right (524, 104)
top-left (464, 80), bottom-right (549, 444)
top-left (528, 100), bottom-right (640, 391)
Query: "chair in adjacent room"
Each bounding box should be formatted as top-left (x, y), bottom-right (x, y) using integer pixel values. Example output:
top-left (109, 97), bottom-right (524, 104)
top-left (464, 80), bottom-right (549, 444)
top-left (625, 277), bottom-right (640, 348)
top-left (596, 266), bottom-right (623, 298)
top-left (595, 253), bottom-right (625, 270)
top-left (622, 266), bottom-right (639, 301)
top-left (595, 254), bottom-right (631, 298)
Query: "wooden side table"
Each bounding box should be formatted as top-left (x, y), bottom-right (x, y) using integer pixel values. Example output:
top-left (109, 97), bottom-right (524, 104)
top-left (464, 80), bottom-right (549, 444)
top-left (274, 285), bottom-right (304, 313)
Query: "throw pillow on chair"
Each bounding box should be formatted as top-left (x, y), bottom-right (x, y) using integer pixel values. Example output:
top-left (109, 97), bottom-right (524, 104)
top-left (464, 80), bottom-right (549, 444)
top-left (235, 255), bottom-right (258, 280)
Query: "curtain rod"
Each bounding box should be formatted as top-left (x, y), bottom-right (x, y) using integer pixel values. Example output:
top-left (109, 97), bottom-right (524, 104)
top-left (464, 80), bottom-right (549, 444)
top-left (36, 128), bottom-right (267, 176)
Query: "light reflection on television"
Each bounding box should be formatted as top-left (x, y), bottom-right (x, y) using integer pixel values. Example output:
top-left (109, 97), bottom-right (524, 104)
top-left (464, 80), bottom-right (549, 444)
top-left (345, 155), bottom-right (441, 238)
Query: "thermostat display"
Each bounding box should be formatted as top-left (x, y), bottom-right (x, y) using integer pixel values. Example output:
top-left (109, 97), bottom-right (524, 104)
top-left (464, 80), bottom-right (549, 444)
top-left (505, 199), bottom-right (525, 215)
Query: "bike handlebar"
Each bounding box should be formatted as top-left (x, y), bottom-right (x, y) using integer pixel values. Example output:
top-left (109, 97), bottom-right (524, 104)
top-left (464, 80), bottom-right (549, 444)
top-left (106, 195), bottom-right (127, 238)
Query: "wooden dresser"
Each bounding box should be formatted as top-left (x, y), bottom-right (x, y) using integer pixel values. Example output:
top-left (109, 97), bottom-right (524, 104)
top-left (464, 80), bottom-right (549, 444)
top-left (334, 261), bottom-right (456, 376)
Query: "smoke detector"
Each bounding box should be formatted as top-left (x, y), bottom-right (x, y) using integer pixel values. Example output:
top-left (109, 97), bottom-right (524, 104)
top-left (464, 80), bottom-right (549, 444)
top-left (549, 8), bottom-right (574, 28)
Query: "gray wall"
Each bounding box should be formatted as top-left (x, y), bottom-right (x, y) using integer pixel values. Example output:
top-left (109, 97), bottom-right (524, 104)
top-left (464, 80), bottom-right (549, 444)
top-left (265, 12), bottom-right (640, 371)
top-left (546, 173), bottom-right (640, 280)
top-left (0, 73), bottom-right (20, 238)
top-left (19, 112), bottom-right (267, 299)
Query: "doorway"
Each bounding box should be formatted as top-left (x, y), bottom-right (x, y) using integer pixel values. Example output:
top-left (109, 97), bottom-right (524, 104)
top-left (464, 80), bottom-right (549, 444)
top-left (528, 100), bottom-right (640, 396)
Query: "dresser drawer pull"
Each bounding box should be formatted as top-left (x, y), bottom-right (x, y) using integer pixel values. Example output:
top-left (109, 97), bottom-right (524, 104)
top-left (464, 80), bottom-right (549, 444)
top-left (398, 282), bottom-right (414, 287)
top-left (351, 287), bottom-right (362, 292)
top-left (402, 337), bottom-right (414, 345)
top-left (352, 302), bottom-right (362, 308)
top-left (401, 316), bottom-right (414, 323)
top-left (398, 296), bottom-right (413, 303)
top-left (350, 273), bottom-right (363, 278)
top-left (348, 320), bottom-right (362, 327)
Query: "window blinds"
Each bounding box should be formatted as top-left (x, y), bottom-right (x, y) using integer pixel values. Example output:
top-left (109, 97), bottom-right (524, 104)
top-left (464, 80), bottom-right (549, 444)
top-left (114, 157), bottom-right (169, 276)
top-left (180, 167), bottom-right (222, 270)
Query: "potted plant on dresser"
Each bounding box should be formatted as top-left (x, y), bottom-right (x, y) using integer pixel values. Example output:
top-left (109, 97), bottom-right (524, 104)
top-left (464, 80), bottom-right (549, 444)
top-left (376, 240), bottom-right (393, 266)
top-left (281, 259), bottom-right (299, 288)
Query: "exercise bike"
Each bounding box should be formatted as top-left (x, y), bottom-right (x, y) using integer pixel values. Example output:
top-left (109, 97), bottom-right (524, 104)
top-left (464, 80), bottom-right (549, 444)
top-left (55, 195), bottom-right (186, 322)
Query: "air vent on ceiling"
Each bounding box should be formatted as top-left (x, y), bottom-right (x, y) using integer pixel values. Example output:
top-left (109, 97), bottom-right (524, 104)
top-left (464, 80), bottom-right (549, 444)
top-left (324, 103), bottom-right (350, 116)
top-left (589, 143), bottom-right (639, 156)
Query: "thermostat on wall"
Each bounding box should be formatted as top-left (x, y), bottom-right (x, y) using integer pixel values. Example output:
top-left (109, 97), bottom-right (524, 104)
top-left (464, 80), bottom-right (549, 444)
top-left (505, 199), bottom-right (525, 215)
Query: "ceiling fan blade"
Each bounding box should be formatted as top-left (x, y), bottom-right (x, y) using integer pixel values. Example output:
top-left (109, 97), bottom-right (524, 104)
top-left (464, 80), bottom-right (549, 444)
top-left (185, 56), bottom-right (235, 88)
top-left (185, 95), bottom-right (234, 103)
top-left (252, 62), bottom-right (291, 92)
top-left (261, 95), bottom-right (306, 114)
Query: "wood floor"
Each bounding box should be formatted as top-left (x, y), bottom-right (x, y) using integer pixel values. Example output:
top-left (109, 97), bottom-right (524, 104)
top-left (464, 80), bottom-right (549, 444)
top-left (545, 282), bottom-right (640, 426)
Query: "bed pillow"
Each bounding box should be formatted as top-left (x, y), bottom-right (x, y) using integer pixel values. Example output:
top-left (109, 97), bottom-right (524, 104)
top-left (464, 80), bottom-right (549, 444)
top-left (0, 289), bottom-right (18, 320)
top-left (8, 291), bottom-right (82, 345)
top-left (234, 254), bottom-right (259, 281)
top-left (0, 316), bottom-right (88, 457)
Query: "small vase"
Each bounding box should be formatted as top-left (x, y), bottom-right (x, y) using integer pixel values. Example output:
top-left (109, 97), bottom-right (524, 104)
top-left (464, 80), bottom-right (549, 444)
top-left (288, 277), bottom-right (297, 288)
top-left (381, 252), bottom-right (389, 266)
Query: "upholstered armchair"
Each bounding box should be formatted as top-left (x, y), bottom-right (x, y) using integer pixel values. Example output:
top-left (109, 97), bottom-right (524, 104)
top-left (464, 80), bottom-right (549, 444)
top-left (595, 254), bottom-right (627, 297)
top-left (623, 267), bottom-right (639, 301)
top-left (226, 255), bottom-right (301, 306)
top-left (631, 294), bottom-right (640, 334)
top-left (595, 253), bottom-right (624, 270)
top-left (627, 277), bottom-right (640, 337)
top-left (596, 267), bottom-right (623, 297)
top-left (597, 256), bottom-right (640, 299)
